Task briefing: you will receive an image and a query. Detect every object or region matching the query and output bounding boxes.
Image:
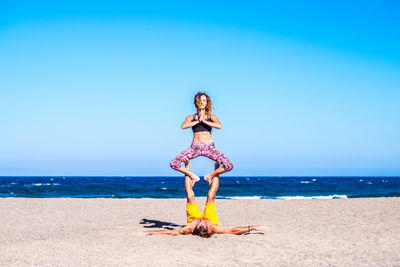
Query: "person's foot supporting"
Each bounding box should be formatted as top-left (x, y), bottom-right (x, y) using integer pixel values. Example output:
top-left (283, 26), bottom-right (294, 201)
top-left (183, 158), bottom-right (200, 185)
top-left (204, 161), bottom-right (221, 185)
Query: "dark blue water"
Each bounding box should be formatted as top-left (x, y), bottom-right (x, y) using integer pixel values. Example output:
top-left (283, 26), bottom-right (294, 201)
top-left (0, 176), bottom-right (399, 199)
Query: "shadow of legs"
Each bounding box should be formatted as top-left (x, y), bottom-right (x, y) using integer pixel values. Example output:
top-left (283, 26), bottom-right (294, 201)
top-left (140, 218), bottom-right (185, 230)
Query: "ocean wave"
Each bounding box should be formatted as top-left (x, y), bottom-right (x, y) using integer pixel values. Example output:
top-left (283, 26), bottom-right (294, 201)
top-left (220, 195), bottom-right (348, 200)
top-left (223, 196), bottom-right (262, 200)
top-left (277, 195), bottom-right (348, 200)
top-left (31, 183), bottom-right (60, 186)
top-left (1, 176), bottom-right (398, 199)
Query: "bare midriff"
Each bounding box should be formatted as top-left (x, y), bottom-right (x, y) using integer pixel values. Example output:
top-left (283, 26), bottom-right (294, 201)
top-left (192, 131), bottom-right (213, 143)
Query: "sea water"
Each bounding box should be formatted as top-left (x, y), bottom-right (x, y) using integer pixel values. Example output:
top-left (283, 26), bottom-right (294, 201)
top-left (1, 176), bottom-right (399, 199)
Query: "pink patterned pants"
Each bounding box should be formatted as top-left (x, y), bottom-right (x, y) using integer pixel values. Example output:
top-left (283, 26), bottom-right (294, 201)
top-left (170, 142), bottom-right (233, 172)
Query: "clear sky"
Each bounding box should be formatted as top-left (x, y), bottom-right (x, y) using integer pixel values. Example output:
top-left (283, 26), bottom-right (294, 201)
top-left (1, 0), bottom-right (399, 176)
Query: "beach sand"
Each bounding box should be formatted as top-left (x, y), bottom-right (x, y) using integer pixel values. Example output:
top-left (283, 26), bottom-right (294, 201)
top-left (1, 197), bottom-right (399, 266)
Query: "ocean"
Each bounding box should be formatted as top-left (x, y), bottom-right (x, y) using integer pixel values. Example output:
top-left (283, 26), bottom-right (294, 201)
top-left (1, 176), bottom-right (399, 199)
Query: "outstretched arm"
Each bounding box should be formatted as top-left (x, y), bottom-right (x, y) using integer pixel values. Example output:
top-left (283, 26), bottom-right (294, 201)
top-left (213, 225), bottom-right (263, 235)
top-left (142, 227), bottom-right (193, 236)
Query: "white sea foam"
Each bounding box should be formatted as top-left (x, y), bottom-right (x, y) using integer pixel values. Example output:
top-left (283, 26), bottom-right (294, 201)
top-left (300, 181), bottom-right (310, 184)
top-left (32, 183), bottom-right (60, 186)
top-left (225, 196), bottom-right (262, 200)
top-left (277, 195), bottom-right (348, 200)
top-left (312, 179), bottom-right (317, 181)
top-left (161, 187), bottom-right (167, 190)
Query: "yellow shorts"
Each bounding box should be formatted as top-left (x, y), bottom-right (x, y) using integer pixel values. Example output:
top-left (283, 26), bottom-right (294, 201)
top-left (186, 202), bottom-right (219, 226)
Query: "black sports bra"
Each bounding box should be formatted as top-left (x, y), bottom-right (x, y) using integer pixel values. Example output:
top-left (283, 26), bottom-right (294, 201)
top-left (192, 114), bottom-right (213, 133)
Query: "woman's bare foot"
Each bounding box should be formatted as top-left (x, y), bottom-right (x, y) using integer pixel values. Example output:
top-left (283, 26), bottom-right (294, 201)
top-left (204, 161), bottom-right (221, 185)
top-left (183, 158), bottom-right (200, 185)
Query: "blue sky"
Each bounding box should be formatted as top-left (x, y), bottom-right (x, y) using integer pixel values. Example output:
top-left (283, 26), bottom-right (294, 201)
top-left (0, 0), bottom-right (399, 176)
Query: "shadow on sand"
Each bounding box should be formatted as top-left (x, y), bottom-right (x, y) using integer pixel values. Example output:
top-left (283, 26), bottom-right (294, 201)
top-left (140, 218), bottom-right (185, 230)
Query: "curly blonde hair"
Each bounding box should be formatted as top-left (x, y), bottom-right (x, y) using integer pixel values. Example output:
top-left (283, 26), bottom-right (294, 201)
top-left (194, 92), bottom-right (212, 117)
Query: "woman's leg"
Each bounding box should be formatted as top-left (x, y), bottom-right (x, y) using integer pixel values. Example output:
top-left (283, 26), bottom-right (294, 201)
top-left (170, 145), bottom-right (202, 183)
top-left (202, 144), bottom-right (233, 182)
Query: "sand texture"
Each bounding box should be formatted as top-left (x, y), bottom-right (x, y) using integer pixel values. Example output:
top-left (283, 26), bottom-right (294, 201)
top-left (1, 197), bottom-right (399, 266)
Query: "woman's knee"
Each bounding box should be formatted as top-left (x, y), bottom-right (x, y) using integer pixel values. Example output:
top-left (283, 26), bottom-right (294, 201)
top-left (170, 155), bottom-right (190, 170)
top-left (169, 159), bottom-right (181, 170)
top-left (223, 161), bottom-right (233, 172)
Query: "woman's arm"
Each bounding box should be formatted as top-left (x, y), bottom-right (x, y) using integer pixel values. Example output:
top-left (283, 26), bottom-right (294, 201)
top-left (212, 225), bottom-right (263, 235)
top-left (181, 115), bottom-right (200, 129)
top-left (202, 114), bottom-right (222, 129)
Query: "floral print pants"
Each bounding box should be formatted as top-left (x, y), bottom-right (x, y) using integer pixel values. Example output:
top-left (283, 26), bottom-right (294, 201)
top-left (170, 142), bottom-right (233, 172)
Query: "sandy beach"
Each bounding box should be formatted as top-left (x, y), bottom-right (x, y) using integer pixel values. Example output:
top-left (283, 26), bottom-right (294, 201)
top-left (1, 197), bottom-right (399, 266)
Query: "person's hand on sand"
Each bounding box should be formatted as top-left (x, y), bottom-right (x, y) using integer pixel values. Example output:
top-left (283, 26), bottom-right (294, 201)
top-left (139, 231), bottom-right (160, 236)
top-left (136, 231), bottom-right (147, 236)
top-left (252, 225), bottom-right (266, 231)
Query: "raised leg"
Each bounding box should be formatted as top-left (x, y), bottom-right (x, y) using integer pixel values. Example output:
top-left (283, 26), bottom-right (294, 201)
top-left (206, 162), bottom-right (221, 199)
top-left (202, 147), bottom-right (233, 183)
top-left (170, 147), bottom-right (201, 183)
top-left (204, 166), bottom-right (226, 184)
top-left (179, 165), bottom-right (200, 184)
top-left (184, 159), bottom-right (196, 204)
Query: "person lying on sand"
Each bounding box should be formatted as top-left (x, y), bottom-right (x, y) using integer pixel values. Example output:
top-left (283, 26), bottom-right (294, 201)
top-left (142, 160), bottom-right (264, 238)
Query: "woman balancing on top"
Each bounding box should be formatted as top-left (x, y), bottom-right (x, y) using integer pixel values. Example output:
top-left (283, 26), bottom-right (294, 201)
top-left (170, 92), bottom-right (233, 185)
